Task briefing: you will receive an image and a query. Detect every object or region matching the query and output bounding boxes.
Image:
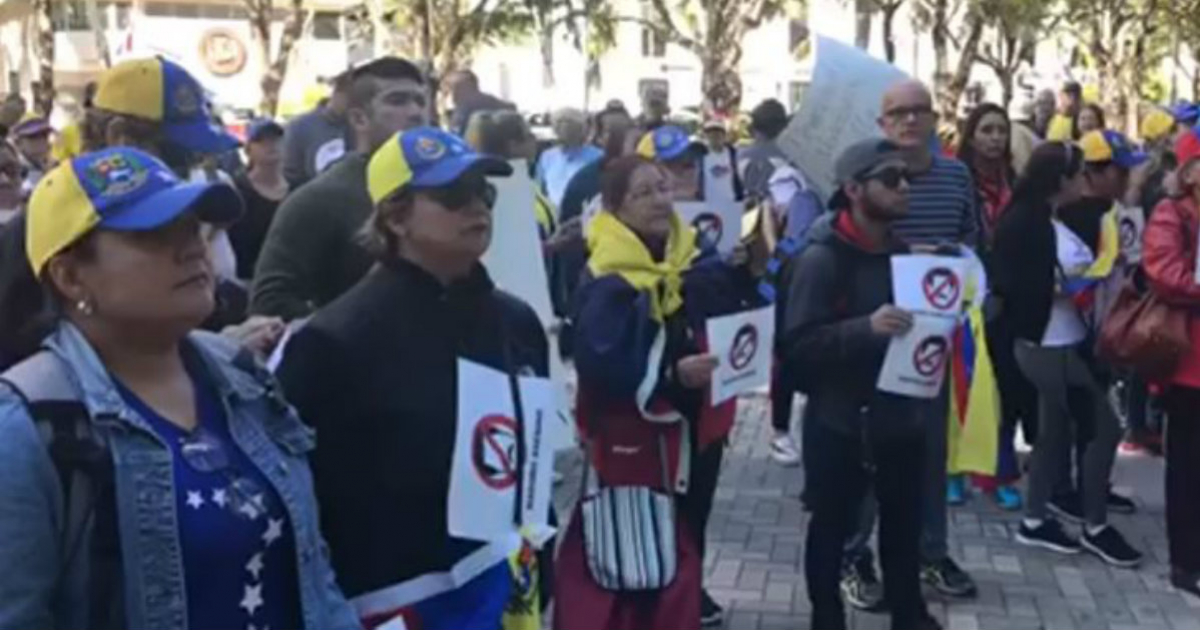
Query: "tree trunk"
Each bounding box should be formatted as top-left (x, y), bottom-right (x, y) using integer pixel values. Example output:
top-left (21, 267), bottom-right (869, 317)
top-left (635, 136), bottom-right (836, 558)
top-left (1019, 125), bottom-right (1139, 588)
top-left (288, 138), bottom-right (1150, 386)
top-left (931, 0), bottom-right (950, 116)
top-left (539, 26), bottom-right (555, 88)
top-left (882, 3), bottom-right (899, 62)
top-left (34, 0), bottom-right (54, 116)
top-left (1000, 70), bottom-right (1013, 108)
top-left (854, 0), bottom-right (873, 50)
top-left (258, 0), bottom-right (305, 116)
top-left (701, 50), bottom-right (742, 115)
top-left (940, 14), bottom-right (988, 121)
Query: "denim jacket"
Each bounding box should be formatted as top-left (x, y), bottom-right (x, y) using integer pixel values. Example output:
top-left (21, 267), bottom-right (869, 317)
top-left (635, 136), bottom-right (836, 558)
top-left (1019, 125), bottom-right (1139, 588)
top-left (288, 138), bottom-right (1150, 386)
top-left (0, 323), bottom-right (361, 630)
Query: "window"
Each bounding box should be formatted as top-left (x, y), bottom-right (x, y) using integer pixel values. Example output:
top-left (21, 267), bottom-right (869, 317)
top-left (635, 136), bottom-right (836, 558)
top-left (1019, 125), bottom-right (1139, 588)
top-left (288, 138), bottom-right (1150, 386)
top-left (143, 3), bottom-right (174, 17)
top-left (641, 27), bottom-right (666, 58)
top-left (52, 1), bottom-right (91, 31)
top-left (312, 12), bottom-right (341, 40)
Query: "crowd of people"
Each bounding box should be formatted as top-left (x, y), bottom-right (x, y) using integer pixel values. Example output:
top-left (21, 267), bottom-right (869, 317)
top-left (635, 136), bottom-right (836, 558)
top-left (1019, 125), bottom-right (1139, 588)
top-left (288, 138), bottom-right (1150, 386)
top-left (0, 50), bottom-right (1198, 630)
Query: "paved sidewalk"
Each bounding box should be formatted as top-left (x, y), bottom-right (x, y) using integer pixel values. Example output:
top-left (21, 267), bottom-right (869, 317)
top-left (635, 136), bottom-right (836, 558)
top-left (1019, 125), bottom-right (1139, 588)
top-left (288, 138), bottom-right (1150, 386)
top-left (553, 393), bottom-right (1200, 630)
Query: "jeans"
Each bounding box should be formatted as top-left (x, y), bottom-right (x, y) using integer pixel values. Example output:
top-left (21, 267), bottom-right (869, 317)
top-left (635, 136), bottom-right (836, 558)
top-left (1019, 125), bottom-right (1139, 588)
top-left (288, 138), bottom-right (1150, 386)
top-left (805, 418), bottom-right (926, 630)
top-left (1164, 387), bottom-right (1200, 573)
top-left (845, 393), bottom-right (948, 565)
top-left (1014, 341), bottom-right (1122, 526)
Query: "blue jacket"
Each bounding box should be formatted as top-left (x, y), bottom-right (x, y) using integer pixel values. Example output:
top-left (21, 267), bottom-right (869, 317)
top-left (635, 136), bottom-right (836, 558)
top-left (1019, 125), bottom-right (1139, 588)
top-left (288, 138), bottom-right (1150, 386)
top-left (0, 322), bottom-right (359, 630)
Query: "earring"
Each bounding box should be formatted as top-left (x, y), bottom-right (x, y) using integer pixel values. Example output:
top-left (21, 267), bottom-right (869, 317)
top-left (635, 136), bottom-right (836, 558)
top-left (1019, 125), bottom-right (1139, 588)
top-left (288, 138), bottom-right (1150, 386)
top-left (75, 298), bottom-right (95, 316)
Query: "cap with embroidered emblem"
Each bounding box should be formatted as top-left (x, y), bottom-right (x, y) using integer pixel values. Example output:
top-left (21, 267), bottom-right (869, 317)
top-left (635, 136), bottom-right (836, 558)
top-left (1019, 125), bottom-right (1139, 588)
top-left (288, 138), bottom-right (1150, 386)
top-left (25, 147), bottom-right (243, 276)
top-left (637, 125), bottom-right (706, 162)
top-left (1079, 130), bottom-right (1148, 168)
top-left (93, 57), bottom-right (238, 154)
top-left (367, 126), bottom-right (512, 204)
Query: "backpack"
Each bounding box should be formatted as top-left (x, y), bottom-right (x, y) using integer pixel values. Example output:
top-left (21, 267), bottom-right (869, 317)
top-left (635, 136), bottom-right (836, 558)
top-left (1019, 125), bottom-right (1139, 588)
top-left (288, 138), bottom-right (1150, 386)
top-left (0, 351), bottom-right (123, 630)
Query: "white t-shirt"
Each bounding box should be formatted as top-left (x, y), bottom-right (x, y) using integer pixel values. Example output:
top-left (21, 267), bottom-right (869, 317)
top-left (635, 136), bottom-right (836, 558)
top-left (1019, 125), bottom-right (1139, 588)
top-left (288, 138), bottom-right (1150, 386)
top-left (1041, 219), bottom-right (1093, 347)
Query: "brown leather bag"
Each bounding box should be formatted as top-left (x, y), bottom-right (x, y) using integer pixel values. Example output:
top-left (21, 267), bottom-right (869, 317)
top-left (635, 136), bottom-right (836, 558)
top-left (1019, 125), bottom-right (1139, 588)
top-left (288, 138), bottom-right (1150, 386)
top-left (1098, 279), bottom-right (1190, 380)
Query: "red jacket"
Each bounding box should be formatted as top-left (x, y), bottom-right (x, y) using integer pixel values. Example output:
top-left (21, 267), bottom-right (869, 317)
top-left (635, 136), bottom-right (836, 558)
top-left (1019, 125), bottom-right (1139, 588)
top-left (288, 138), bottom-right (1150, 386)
top-left (1142, 195), bottom-right (1200, 388)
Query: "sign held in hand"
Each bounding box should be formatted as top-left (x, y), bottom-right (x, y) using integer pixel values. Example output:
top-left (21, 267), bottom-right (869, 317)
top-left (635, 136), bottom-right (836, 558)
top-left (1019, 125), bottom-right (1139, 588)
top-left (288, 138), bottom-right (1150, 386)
top-left (706, 305), bottom-right (775, 405)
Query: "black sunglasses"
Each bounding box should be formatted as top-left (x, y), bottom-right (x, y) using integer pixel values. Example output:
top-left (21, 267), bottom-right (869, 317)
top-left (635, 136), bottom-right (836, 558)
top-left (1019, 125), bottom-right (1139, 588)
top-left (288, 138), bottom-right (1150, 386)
top-left (860, 166), bottom-right (909, 189)
top-left (417, 178), bottom-right (498, 211)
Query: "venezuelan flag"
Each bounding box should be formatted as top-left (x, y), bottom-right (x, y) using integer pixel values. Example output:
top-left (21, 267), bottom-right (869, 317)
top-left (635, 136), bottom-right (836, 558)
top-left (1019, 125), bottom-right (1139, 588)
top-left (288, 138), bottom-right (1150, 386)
top-left (1061, 208), bottom-right (1120, 313)
top-left (946, 306), bottom-right (1000, 476)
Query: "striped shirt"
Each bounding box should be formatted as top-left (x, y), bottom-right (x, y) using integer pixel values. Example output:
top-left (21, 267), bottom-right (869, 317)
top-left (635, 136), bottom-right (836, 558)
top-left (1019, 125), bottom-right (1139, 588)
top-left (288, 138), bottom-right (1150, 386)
top-left (894, 155), bottom-right (979, 248)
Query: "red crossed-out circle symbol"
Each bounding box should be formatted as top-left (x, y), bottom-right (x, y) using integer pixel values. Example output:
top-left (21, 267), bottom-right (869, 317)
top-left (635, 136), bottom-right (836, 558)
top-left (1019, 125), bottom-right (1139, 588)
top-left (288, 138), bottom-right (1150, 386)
top-left (922, 267), bottom-right (961, 311)
top-left (912, 336), bottom-right (950, 377)
top-left (471, 414), bottom-right (519, 490)
top-left (692, 213), bottom-right (723, 251)
top-left (729, 324), bottom-right (759, 371)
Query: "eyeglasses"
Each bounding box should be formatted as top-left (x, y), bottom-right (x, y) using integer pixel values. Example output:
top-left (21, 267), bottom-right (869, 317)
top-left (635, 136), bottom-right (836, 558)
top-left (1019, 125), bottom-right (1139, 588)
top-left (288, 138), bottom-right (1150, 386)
top-left (860, 166), bottom-right (909, 189)
top-left (419, 179), bottom-right (498, 211)
top-left (884, 105), bottom-right (934, 122)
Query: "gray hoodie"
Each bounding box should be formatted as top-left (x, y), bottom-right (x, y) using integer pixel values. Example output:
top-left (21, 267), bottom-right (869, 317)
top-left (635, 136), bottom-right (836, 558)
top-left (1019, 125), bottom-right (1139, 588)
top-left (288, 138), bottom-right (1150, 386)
top-left (780, 212), bottom-right (926, 438)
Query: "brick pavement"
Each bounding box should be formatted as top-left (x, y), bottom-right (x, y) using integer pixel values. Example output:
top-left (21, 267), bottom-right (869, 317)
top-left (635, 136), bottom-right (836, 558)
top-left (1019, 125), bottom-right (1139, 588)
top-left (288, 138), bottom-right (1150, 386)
top-left (553, 393), bottom-right (1200, 630)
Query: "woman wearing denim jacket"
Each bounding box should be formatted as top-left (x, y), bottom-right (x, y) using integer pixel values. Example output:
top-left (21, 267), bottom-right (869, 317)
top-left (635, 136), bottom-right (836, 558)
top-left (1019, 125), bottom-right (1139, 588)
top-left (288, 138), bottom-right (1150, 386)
top-left (0, 147), bottom-right (359, 630)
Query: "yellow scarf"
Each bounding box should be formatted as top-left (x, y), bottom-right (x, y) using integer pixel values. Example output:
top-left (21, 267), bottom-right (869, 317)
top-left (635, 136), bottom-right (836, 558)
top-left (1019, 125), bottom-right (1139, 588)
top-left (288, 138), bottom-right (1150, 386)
top-left (587, 210), bottom-right (698, 323)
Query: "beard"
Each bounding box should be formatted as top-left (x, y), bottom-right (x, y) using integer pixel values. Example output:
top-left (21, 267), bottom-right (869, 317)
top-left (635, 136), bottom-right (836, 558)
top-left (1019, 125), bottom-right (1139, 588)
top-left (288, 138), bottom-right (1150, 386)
top-left (861, 195), bottom-right (905, 221)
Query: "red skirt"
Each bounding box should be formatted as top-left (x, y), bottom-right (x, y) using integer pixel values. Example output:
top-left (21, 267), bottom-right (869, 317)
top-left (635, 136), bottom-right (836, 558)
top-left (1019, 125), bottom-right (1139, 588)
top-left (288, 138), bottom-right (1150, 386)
top-left (553, 503), bottom-right (701, 630)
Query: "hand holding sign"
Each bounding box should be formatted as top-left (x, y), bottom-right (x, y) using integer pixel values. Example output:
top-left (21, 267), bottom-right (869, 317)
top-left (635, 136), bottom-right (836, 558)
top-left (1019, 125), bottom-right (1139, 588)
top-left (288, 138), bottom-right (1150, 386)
top-left (870, 304), bottom-right (914, 336)
top-left (706, 305), bottom-right (775, 404)
top-left (678, 354), bottom-right (719, 389)
top-left (876, 314), bottom-right (958, 399)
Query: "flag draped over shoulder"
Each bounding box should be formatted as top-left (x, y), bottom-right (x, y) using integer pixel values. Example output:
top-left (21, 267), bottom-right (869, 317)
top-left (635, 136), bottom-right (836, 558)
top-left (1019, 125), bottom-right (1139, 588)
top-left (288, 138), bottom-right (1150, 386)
top-left (946, 305), bottom-right (1000, 476)
top-left (1062, 208), bottom-right (1120, 314)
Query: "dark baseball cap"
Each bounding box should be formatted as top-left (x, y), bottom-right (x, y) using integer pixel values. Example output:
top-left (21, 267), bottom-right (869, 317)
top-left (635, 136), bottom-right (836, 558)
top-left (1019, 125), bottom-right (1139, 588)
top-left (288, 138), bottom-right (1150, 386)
top-left (246, 118), bottom-right (284, 142)
top-left (827, 138), bottom-right (905, 209)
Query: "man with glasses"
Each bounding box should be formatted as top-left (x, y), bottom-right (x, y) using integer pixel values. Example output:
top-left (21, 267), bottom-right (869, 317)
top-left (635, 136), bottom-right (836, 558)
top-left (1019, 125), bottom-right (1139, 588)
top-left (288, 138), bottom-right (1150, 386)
top-left (277, 126), bottom-right (548, 630)
top-left (783, 138), bottom-right (940, 630)
top-left (252, 57), bottom-right (429, 321)
top-left (839, 79), bottom-right (981, 612)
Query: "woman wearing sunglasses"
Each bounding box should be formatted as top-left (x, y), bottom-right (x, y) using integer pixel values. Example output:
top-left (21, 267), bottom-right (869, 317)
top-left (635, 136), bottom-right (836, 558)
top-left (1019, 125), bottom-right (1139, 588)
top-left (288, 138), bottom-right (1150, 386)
top-left (0, 147), bottom-right (358, 630)
top-left (276, 128), bottom-right (548, 629)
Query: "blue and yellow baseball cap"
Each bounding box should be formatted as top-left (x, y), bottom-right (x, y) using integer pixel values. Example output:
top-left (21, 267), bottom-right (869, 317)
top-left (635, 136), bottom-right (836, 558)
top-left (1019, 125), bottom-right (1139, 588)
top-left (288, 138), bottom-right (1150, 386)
top-left (1141, 108), bottom-right (1175, 143)
top-left (1171, 102), bottom-right (1200, 125)
top-left (26, 147), bottom-right (242, 276)
top-left (367, 126), bottom-right (512, 204)
top-left (1079, 130), bottom-right (1148, 168)
top-left (94, 57), bottom-right (238, 154)
top-left (637, 125), bottom-right (705, 162)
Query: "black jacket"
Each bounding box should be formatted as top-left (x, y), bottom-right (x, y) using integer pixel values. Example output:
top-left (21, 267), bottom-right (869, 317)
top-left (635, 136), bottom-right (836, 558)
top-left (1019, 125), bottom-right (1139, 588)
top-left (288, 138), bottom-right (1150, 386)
top-left (781, 212), bottom-right (924, 437)
top-left (991, 198), bottom-right (1056, 343)
top-left (276, 258), bottom-right (548, 598)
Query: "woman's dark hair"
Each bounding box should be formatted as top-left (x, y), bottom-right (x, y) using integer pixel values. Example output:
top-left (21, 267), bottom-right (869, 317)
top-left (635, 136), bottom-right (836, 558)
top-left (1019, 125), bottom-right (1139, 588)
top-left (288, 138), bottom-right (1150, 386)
top-left (0, 215), bottom-right (95, 369)
top-left (957, 102), bottom-right (1014, 179)
top-left (1007, 141), bottom-right (1083, 210)
top-left (750, 99), bottom-right (789, 139)
top-left (82, 109), bottom-right (193, 174)
top-left (600, 155), bottom-right (657, 212)
top-left (1072, 103), bottom-right (1107, 138)
top-left (359, 189), bottom-right (414, 262)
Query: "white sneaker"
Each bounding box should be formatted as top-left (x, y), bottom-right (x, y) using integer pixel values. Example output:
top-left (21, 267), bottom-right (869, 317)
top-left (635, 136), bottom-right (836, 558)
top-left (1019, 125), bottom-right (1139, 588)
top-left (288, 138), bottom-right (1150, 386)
top-left (770, 434), bottom-right (801, 466)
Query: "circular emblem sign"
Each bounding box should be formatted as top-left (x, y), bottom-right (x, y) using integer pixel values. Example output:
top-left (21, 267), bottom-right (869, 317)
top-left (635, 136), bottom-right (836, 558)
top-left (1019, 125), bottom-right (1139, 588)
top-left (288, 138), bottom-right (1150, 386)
top-left (199, 28), bottom-right (247, 77)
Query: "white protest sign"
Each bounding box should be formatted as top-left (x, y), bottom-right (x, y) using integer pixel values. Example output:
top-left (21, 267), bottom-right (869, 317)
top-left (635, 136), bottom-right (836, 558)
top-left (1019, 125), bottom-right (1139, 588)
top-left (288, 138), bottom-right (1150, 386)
top-left (891, 255), bottom-right (970, 316)
top-left (675, 200), bottom-right (743, 256)
top-left (876, 314), bottom-right (959, 399)
top-left (707, 305), bottom-right (775, 405)
top-left (448, 359), bottom-right (556, 543)
top-left (482, 160), bottom-right (553, 323)
top-left (266, 317), bottom-right (310, 373)
top-left (778, 36), bottom-right (908, 202)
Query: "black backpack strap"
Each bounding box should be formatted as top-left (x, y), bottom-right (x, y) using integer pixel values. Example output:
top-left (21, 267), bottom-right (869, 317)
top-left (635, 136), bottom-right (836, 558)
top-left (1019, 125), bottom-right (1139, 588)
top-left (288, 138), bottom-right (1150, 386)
top-left (0, 351), bottom-right (121, 629)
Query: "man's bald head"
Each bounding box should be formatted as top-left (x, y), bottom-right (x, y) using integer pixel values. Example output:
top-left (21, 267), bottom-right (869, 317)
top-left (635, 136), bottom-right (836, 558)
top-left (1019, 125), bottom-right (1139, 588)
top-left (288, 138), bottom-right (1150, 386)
top-left (878, 79), bottom-right (936, 151)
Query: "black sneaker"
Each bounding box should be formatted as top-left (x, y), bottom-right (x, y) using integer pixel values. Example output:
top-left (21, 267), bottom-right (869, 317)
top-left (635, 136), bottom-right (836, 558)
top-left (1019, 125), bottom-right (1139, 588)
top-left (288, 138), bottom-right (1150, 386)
top-left (700, 590), bottom-right (724, 627)
top-left (1107, 490), bottom-right (1137, 514)
top-left (1048, 492), bottom-right (1085, 524)
top-left (841, 557), bottom-right (886, 612)
top-left (1082, 526), bottom-right (1143, 568)
top-left (921, 557), bottom-right (978, 598)
top-left (1016, 519), bottom-right (1082, 554)
top-left (1171, 568), bottom-right (1200, 600)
